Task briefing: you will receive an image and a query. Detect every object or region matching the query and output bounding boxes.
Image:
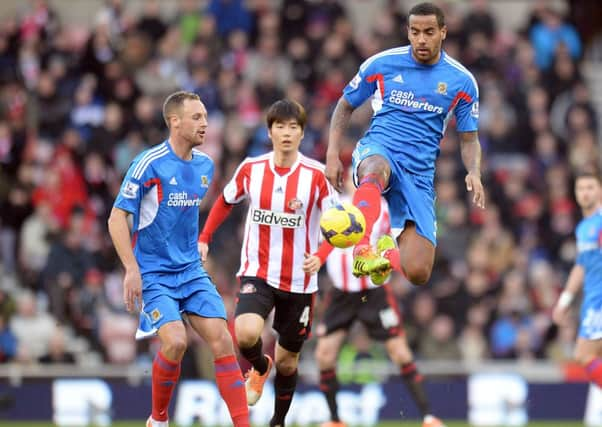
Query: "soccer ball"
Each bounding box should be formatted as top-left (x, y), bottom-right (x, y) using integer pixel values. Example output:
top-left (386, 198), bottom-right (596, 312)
top-left (320, 203), bottom-right (366, 248)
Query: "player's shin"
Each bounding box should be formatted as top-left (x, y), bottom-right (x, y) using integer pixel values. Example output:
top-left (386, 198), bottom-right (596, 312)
top-left (215, 355), bottom-right (250, 427)
top-left (353, 174), bottom-right (384, 246)
top-left (240, 337), bottom-right (269, 374)
top-left (319, 369), bottom-right (341, 422)
top-left (270, 369), bottom-right (298, 427)
top-left (152, 351), bottom-right (181, 422)
top-left (400, 362), bottom-right (430, 416)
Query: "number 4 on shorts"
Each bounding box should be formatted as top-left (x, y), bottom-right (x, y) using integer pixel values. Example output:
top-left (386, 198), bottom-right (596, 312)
top-left (299, 306), bottom-right (310, 327)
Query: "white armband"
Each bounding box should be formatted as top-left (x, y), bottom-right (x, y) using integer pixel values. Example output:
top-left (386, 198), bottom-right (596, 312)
top-left (558, 291), bottom-right (574, 309)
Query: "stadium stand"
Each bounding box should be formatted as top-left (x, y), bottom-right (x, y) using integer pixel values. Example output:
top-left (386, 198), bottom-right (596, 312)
top-left (0, 0), bottom-right (600, 383)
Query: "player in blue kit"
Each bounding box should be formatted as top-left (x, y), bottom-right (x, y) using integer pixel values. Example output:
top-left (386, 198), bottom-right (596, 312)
top-left (325, 2), bottom-right (485, 286)
top-left (553, 171), bottom-right (602, 388)
top-left (108, 91), bottom-right (249, 427)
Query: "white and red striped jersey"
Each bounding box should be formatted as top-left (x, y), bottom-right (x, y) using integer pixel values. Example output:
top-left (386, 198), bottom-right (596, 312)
top-left (326, 197), bottom-right (391, 292)
top-left (223, 152), bottom-right (337, 293)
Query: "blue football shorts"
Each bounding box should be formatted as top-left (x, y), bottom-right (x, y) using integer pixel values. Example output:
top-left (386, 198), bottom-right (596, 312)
top-left (140, 271), bottom-right (227, 333)
top-left (352, 140), bottom-right (437, 246)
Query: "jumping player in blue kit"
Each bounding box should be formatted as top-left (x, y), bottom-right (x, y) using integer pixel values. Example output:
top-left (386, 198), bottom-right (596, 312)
top-left (553, 171), bottom-right (602, 389)
top-left (325, 2), bottom-right (485, 286)
top-left (108, 91), bottom-right (249, 427)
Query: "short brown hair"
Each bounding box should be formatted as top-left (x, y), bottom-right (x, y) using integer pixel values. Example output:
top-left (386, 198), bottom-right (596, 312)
top-left (162, 91), bottom-right (200, 128)
top-left (409, 2), bottom-right (445, 28)
top-left (266, 99), bottom-right (307, 130)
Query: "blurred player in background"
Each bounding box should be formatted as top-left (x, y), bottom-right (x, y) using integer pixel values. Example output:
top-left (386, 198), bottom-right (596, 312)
top-left (199, 99), bottom-right (336, 427)
top-left (553, 171), bottom-right (602, 388)
top-left (108, 91), bottom-right (249, 427)
top-left (325, 1), bottom-right (485, 287)
top-left (315, 179), bottom-right (446, 427)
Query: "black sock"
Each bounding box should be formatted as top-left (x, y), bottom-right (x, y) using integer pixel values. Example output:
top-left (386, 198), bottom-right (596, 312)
top-left (239, 337), bottom-right (268, 374)
top-left (401, 362), bottom-right (430, 416)
top-left (269, 369), bottom-right (298, 427)
top-left (319, 369), bottom-right (340, 422)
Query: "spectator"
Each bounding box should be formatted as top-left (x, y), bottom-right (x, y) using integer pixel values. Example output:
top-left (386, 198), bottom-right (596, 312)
top-left (10, 291), bottom-right (56, 362)
top-left (38, 326), bottom-right (76, 364)
top-left (529, 6), bottom-right (581, 70)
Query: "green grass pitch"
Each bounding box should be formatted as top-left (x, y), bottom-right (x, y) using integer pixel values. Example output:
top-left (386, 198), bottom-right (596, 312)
top-left (0, 422), bottom-right (586, 427)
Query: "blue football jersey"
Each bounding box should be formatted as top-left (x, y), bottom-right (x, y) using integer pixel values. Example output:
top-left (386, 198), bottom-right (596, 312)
top-left (114, 141), bottom-right (213, 278)
top-left (344, 45), bottom-right (479, 177)
top-left (576, 209), bottom-right (602, 303)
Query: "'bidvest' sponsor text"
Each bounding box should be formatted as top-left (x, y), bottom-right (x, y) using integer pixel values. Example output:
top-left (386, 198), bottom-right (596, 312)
top-left (251, 208), bottom-right (304, 228)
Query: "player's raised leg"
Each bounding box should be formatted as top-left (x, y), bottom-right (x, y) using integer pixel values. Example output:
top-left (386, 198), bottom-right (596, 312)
top-left (235, 312), bottom-right (273, 405)
top-left (315, 330), bottom-right (348, 427)
top-left (352, 155), bottom-right (391, 277)
top-left (189, 315), bottom-right (249, 427)
top-left (385, 335), bottom-right (446, 427)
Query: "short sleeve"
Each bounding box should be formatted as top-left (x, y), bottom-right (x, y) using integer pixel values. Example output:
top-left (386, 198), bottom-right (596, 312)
top-left (223, 160), bottom-right (250, 204)
top-left (454, 76), bottom-right (479, 132)
top-left (114, 155), bottom-right (153, 215)
top-left (316, 173), bottom-right (339, 211)
top-left (343, 56), bottom-right (380, 108)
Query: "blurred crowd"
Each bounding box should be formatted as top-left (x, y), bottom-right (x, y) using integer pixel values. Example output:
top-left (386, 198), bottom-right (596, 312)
top-left (0, 0), bottom-right (600, 379)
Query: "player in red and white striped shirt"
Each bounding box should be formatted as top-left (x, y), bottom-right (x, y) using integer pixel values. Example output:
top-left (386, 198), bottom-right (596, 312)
top-left (315, 183), bottom-right (446, 427)
top-left (199, 100), bottom-right (336, 427)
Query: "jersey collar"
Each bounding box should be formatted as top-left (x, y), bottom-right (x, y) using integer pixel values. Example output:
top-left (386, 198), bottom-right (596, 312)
top-left (269, 151), bottom-right (300, 178)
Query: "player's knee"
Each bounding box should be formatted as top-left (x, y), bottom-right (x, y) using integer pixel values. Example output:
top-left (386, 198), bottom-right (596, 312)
top-left (235, 324), bottom-right (260, 349)
top-left (405, 263), bottom-right (432, 286)
top-left (314, 344), bottom-right (337, 369)
top-left (163, 336), bottom-right (187, 359)
top-left (210, 327), bottom-right (235, 357)
top-left (275, 358), bottom-right (298, 376)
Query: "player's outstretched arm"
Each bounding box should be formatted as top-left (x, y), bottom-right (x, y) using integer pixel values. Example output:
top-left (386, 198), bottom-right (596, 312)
top-left (107, 206), bottom-right (142, 312)
top-left (553, 264), bottom-right (585, 326)
top-left (326, 97), bottom-right (355, 192)
top-left (459, 131), bottom-right (485, 209)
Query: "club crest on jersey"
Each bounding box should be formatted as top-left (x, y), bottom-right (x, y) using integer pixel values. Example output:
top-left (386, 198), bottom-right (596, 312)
top-left (150, 308), bottom-right (162, 322)
top-left (201, 175), bottom-right (209, 188)
top-left (240, 283), bottom-right (256, 294)
top-left (436, 82), bottom-right (447, 95)
top-left (287, 198), bottom-right (303, 210)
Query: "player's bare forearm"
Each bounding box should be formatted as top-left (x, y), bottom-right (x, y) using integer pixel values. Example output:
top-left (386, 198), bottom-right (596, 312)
top-left (459, 131), bottom-right (485, 208)
top-left (326, 97), bottom-right (354, 190)
top-left (564, 264), bottom-right (585, 295)
top-left (459, 131), bottom-right (482, 175)
top-left (326, 97), bottom-right (354, 159)
top-left (553, 263), bottom-right (584, 324)
top-left (107, 206), bottom-right (139, 272)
